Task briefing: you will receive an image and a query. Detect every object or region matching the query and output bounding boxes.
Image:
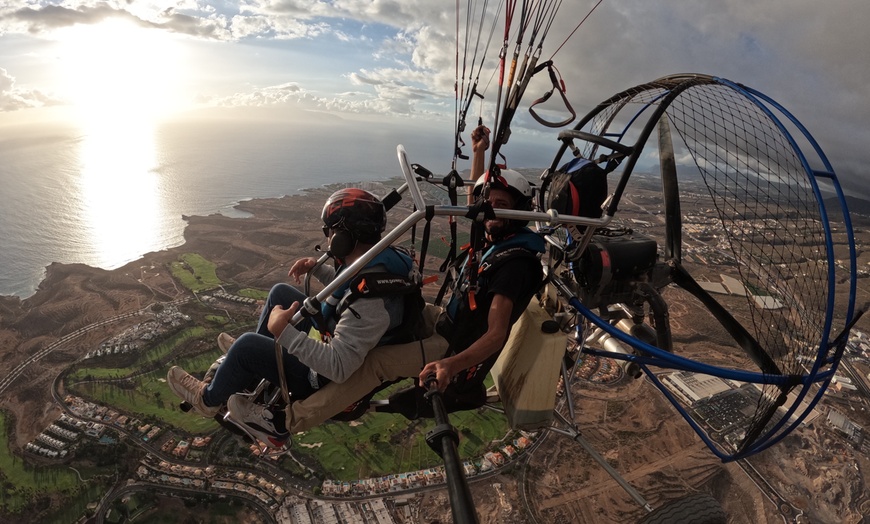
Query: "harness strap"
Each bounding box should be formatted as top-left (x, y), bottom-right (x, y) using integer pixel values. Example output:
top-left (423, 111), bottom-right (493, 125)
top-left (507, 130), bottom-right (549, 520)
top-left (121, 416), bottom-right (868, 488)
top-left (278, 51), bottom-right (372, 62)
top-left (439, 170), bottom-right (465, 272)
top-left (435, 244), bottom-right (469, 307)
top-left (275, 339), bottom-right (291, 405)
top-left (418, 205), bottom-right (436, 274)
top-left (463, 200), bottom-right (496, 311)
top-left (528, 61), bottom-right (576, 128)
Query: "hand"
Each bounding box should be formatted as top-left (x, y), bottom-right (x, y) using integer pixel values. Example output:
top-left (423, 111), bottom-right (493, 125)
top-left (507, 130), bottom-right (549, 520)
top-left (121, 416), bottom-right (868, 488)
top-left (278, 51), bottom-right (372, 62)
top-left (419, 359), bottom-right (455, 392)
top-left (267, 302), bottom-right (300, 338)
top-left (471, 125), bottom-right (490, 154)
top-left (288, 257), bottom-right (318, 283)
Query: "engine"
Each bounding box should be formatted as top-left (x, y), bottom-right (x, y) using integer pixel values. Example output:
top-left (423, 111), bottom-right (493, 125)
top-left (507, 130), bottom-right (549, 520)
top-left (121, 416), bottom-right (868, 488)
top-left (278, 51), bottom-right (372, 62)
top-left (572, 230), bottom-right (661, 309)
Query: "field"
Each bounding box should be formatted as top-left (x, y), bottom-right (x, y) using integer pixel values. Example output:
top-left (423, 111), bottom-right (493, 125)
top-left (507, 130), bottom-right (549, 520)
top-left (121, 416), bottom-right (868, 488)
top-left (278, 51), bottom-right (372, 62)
top-left (295, 398), bottom-right (510, 481)
top-left (0, 411), bottom-right (80, 514)
top-left (170, 253), bottom-right (222, 292)
top-left (65, 326), bottom-right (226, 433)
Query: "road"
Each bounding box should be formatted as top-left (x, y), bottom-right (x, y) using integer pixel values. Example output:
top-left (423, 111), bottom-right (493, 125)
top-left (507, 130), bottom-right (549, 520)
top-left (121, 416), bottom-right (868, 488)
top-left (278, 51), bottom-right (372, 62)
top-left (0, 298), bottom-right (190, 397)
top-left (94, 482), bottom-right (276, 524)
top-left (17, 296), bottom-right (285, 523)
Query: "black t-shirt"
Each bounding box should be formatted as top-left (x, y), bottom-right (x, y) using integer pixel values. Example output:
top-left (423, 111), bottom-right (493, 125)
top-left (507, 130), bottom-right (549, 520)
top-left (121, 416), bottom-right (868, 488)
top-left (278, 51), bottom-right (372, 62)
top-left (439, 247), bottom-right (543, 386)
top-left (386, 240), bottom-right (544, 418)
top-left (449, 257), bottom-right (541, 350)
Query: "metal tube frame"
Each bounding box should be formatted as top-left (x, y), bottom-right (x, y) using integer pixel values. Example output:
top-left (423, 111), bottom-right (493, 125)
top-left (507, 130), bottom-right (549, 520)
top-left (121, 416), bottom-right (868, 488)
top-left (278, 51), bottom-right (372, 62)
top-left (289, 145), bottom-right (607, 327)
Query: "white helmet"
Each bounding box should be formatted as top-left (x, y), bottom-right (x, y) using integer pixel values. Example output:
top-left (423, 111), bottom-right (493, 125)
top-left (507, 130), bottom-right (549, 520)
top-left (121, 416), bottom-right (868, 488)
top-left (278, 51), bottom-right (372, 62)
top-left (473, 168), bottom-right (534, 228)
top-left (472, 168), bottom-right (533, 205)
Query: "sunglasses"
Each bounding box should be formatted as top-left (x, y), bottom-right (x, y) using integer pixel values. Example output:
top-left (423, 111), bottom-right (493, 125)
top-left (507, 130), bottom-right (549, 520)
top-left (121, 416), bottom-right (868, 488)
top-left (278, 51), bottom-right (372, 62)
top-left (323, 216), bottom-right (349, 237)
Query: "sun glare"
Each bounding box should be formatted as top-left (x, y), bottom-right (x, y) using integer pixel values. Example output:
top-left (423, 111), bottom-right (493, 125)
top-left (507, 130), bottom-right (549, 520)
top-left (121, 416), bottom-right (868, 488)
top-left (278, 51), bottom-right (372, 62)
top-left (77, 125), bottom-right (163, 270)
top-left (57, 18), bottom-right (187, 129)
top-left (53, 19), bottom-right (182, 270)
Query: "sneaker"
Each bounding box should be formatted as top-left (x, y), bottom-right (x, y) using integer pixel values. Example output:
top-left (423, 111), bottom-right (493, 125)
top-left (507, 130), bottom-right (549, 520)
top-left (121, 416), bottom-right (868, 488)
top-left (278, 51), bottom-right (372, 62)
top-left (227, 394), bottom-right (290, 449)
top-left (167, 366), bottom-right (220, 418)
top-left (217, 332), bottom-right (236, 354)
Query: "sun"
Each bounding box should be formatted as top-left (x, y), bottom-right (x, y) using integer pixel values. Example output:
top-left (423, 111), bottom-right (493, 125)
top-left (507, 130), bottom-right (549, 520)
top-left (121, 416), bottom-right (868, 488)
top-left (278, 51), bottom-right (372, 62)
top-left (56, 18), bottom-right (188, 129)
top-left (49, 18), bottom-right (189, 269)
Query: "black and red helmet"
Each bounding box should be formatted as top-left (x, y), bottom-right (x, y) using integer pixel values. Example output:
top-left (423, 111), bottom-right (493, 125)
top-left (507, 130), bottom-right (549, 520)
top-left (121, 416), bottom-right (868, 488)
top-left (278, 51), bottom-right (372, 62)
top-left (321, 188), bottom-right (387, 245)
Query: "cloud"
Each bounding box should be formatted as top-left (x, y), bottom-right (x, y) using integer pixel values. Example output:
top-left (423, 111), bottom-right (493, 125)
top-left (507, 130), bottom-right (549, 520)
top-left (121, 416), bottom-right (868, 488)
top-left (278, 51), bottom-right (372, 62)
top-left (349, 72), bottom-right (388, 87)
top-left (373, 31), bottom-right (415, 63)
top-left (0, 3), bottom-right (231, 39)
top-left (348, 70), bottom-right (444, 111)
top-left (207, 73), bottom-right (440, 119)
top-left (0, 67), bottom-right (59, 111)
top-left (248, 0), bottom-right (446, 29)
top-left (206, 82), bottom-right (304, 108)
top-left (0, 4), bottom-right (117, 34)
top-left (1, 0), bottom-right (868, 192)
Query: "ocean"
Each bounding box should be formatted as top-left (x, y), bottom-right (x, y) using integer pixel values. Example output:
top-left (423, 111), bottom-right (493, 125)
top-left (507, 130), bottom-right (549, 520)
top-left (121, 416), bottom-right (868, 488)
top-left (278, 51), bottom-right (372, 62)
top-left (0, 114), bottom-right (556, 298)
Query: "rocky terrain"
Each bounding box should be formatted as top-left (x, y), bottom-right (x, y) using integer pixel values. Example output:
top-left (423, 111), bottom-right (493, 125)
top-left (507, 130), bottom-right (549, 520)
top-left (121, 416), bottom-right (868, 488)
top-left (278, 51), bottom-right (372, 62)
top-left (1, 185), bottom-right (869, 523)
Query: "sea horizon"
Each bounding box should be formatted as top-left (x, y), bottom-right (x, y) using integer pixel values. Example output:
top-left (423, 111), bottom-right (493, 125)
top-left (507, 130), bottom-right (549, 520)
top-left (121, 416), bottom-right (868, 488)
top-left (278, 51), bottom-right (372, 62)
top-left (0, 114), bottom-right (558, 299)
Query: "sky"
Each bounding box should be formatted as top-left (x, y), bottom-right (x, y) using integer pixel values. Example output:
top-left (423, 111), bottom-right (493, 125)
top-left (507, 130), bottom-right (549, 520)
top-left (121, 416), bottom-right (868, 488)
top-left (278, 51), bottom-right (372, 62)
top-left (1, 0), bottom-right (869, 194)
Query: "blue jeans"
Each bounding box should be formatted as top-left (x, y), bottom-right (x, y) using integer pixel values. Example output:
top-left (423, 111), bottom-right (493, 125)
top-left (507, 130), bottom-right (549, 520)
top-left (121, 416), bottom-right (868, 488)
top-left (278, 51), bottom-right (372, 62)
top-left (202, 283), bottom-right (320, 407)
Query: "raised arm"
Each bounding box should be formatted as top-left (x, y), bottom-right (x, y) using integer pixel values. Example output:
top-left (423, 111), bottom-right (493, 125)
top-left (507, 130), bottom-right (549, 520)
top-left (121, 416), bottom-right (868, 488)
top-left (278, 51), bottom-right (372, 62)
top-left (468, 125), bottom-right (490, 204)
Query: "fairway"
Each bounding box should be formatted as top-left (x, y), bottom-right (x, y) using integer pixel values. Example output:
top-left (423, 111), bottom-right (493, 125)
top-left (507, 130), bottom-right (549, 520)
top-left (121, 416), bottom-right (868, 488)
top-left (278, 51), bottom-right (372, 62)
top-left (0, 411), bottom-right (80, 514)
top-left (65, 326), bottom-right (225, 433)
top-left (169, 253), bottom-right (222, 292)
top-left (294, 394), bottom-right (511, 482)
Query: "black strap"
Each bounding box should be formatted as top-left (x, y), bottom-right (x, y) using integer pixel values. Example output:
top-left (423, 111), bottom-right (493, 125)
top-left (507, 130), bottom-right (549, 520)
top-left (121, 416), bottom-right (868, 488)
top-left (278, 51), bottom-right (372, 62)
top-left (381, 188), bottom-right (402, 211)
top-left (435, 245), bottom-right (470, 307)
top-left (462, 200), bottom-right (495, 302)
top-left (275, 339), bottom-right (291, 405)
top-left (408, 164), bottom-right (432, 254)
top-left (439, 170), bottom-right (464, 272)
top-left (528, 60), bottom-right (575, 128)
top-left (418, 205), bottom-right (436, 274)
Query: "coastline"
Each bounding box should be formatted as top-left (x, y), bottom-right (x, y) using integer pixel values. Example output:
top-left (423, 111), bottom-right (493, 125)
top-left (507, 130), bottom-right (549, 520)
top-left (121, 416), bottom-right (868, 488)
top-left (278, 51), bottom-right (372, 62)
top-left (0, 176), bottom-right (420, 303)
top-left (0, 175), bottom-right (434, 444)
top-left (0, 187), bottom-right (342, 444)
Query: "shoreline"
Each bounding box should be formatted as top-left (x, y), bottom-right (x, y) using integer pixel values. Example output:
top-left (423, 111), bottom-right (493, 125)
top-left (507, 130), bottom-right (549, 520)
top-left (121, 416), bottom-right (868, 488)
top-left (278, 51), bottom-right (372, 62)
top-left (0, 175), bottom-right (425, 349)
top-left (0, 187), bottom-right (346, 446)
top-left (0, 177), bottom-right (418, 303)
top-left (0, 174), bottom-right (438, 448)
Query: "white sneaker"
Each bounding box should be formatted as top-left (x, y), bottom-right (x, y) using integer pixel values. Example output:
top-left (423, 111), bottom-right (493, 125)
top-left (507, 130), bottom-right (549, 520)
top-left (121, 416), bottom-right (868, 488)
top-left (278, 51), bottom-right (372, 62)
top-left (217, 332), bottom-right (236, 354)
top-left (226, 394), bottom-right (290, 449)
top-left (167, 366), bottom-right (220, 418)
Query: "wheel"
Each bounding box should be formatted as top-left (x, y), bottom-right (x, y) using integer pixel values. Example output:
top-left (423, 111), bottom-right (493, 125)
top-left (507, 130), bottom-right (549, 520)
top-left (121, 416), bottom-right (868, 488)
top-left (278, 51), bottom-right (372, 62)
top-left (637, 493), bottom-right (726, 524)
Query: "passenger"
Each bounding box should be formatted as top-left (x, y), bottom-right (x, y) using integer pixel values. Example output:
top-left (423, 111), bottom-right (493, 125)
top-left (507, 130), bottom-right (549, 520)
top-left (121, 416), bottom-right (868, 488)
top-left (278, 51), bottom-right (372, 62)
top-left (391, 153), bottom-right (546, 416)
top-left (279, 125), bottom-right (546, 431)
top-left (166, 188), bottom-right (422, 448)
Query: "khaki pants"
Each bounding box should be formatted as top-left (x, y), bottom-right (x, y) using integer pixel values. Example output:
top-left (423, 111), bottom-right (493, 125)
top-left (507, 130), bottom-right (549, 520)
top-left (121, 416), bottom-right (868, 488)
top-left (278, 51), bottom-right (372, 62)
top-left (285, 305), bottom-right (449, 433)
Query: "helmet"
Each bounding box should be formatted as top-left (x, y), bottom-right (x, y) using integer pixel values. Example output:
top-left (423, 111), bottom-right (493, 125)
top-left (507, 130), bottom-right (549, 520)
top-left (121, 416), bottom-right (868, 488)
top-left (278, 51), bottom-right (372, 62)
top-left (473, 168), bottom-right (533, 210)
top-left (321, 188), bottom-right (386, 246)
top-left (472, 168), bottom-right (534, 229)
